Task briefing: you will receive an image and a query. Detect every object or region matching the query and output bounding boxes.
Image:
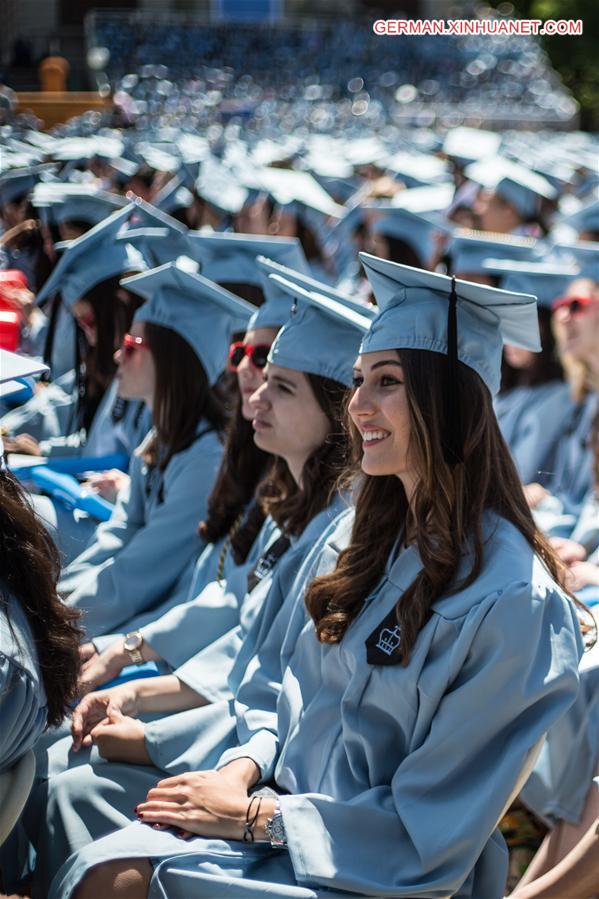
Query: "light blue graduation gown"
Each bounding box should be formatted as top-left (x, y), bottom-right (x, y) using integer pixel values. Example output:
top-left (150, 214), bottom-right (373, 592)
top-left (544, 392), bottom-right (597, 511)
top-left (59, 423), bottom-right (223, 639)
top-left (52, 512), bottom-right (582, 899)
top-left (494, 381), bottom-right (574, 485)
top-left (0, 590), bottom-right (47, 774)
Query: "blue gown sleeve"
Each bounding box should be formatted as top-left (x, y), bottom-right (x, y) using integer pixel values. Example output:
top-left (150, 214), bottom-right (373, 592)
top-left (0, 598), bottom-right (48, 774)
top-left (63, 432), bottom-right (222, 638)
top-left (278, 583), bottom-right (582, 898)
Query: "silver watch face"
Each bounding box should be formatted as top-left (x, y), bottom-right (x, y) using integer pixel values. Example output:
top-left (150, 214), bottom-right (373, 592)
top-left (267, 811), bottom-right (286, 846)
top-left (124, 632), bottom-right (142, 652)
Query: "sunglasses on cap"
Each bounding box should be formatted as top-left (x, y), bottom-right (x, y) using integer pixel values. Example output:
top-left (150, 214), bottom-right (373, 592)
top-left (121, 333), bottom-right (150, 359)
top-left (552, 295), bottom-right (597, 316)
top-left (228, 341), bottom-right (270, 371)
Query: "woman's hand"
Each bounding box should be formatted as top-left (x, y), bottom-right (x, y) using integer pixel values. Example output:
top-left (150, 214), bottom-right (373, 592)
top-left (90, 709), bottom-right (151, 764)
top-left (523, 482), bottom-right (549, 509)
top-left (565, 561), bottom-right (599, 593)
top-left (550, 536), bottom-right (587, 565)
top-left (81, 469), bottom-right (130, 504)
top-left (79, 640), bottom-right (129, 694)
top-left (2, 433), bottom-right (42, 456)
top-left (79, 642), bottom-right (97, 665)
top-left (136, 770), bottom-right (276, 841)
top-left (71, 683), bottom-right (139, 751)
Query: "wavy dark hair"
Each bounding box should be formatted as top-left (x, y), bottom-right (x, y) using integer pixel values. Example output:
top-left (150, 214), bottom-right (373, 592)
top-left (306, 349), bottom-right (572, 661)
top-left (199, 394), bottom-right (273, 564)
top-left (0, 471), bottom-right (81, 727)
top-left (75, 277), bottom-right (145, 434)
top-left (500, 307), bottom-right (564, 391)
top-left (261, 373), bottom-right (350, 536)
top-left (142, 322), bottom-right (227, 470)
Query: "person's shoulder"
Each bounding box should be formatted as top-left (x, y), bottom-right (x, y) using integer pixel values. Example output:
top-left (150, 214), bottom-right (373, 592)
top-left (432, 513), bottom-right (563, 622)
top-left (0, 591), bottom-right (43, 685)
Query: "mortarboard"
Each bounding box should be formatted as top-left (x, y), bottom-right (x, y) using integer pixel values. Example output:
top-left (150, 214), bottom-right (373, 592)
top-left (185, 232), bottom-right (310, 286)
top-left (36, 205), bottom-right (147, 307)
top-left (122, 260), bottom-right (253, 385)
top-left (267, 274), bottom-right (371, 387)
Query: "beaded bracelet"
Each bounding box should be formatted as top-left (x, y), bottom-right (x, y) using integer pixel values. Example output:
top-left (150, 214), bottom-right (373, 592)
top-left (243, 795), bottom-right (263, 842)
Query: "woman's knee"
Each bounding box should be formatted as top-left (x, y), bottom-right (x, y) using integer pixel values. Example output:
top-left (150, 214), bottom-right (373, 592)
top-left (74, 857), bottom-right (152, 899)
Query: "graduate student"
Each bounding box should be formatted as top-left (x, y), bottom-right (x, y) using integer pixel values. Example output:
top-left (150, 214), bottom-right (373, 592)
top-left (0, 350), bottom-right (80, 772)
top-left (490, 264), bottom-right (577, 486)
top-left (58, 260), bottom-right (252, 640)
top-left (54, 259), bottom-right (582, 899)
top-left (527, 276), bottom-right (599, 514)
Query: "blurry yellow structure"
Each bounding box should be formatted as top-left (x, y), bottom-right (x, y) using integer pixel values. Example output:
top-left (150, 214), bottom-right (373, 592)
top-left (15, 56), bottom-right (111, 130)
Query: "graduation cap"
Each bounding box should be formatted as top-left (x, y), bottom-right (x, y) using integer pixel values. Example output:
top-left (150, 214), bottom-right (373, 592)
top-left (125, 195), bottom-right (188, 234)
top-left (548, 240), bottom-right (599, 278)
top-left (267, 274), bottom-right (371, 387)
top-left (256, 167), bottom-right (345, 219)
top-left (0, 164), bottom-right (56, 208)
top-left (442, 127), bottom-right (501, 166)
top-left (384, 151), bottom-right (450, 188)
top-left (561, 199), bottom-right (599, 239)
top-left (359, 253), bottom-right (540, 464)
top-left (0, 348), bottom-right (49, 399)
top-left (447, 230), bottom-right (538, 276)
top-left (371, 207), bottom-right (451, 267)
top-left (195, 158), bottom-right (249, 215)
top-left (36, 205), bottom-right (147, 307)
top-left (482, 260), bottom-right (581, 308)
top-left (255, 255), bottom-right (375, 328)
top-left (185, 232), bottom-right (310, 286)
top-left (115, 226), bottom-right (190, 268)
top-left (32, 184), bottom-right (127, 227)
top-left (122, 260), bottom-right (254, 385)
top-left (465, 158), bottom-right (556, 220)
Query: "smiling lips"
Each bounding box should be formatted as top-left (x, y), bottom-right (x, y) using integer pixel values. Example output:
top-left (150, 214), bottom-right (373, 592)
top-left (252, 417), bottom-right (272, 431)
top-left (362, 428), bottom-right (391, 446)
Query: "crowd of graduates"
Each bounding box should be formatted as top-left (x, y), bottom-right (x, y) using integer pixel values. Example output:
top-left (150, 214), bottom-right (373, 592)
top-left (0, 97), bottom-right (597, 899)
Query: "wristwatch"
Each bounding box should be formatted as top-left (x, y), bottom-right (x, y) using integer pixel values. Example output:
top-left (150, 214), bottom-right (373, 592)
top-left (265, 800), bottom-right (287, 848)
top-left (123, 630), bottom-right (144, 666)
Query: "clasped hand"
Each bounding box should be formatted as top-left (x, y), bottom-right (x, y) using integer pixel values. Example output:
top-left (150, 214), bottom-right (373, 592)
top-left (71, 684), bottom-right (149, 763)
top-left (135, 769), bottom-right (276, 841)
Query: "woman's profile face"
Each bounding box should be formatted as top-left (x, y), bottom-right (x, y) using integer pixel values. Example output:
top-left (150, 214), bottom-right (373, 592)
top-left (236, 327), bottom-right (278, 420)
top-left (349, 350), bottom-right (415, 488)
top-left (114, 321), bottom-right (156, 406)
top-left (503, 344), bottom-right (535, 370)
top-left (71, 298), bottom-right (97, 347)
top-left (552, 279), bottom-right (599, 366)
top-left (249, 363), bottom-right (330, 483)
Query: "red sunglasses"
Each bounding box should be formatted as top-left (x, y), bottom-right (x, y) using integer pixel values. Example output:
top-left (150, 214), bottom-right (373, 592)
top-left (552, 295), bottom-right (597, 316)
top-left (121, 333), bottom-right (149, 359)
top-left (228, 341), bottom-right (270, 371)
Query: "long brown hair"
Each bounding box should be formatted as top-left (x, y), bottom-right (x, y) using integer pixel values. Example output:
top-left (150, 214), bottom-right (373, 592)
top-left (500, 307), bottom-right (564, 391)
top-left (77, 277), bottom-right (145, 433)
top-left (261, 373), bottom-right (350, 536)
top-left (199, 394), bottom-right (273, 563)
top-left (0, 471), bottom-right (81, 727)
top-left (142, 322), bottom-right (227, 470)
top-left (306, 349), bottom-right (569, 662)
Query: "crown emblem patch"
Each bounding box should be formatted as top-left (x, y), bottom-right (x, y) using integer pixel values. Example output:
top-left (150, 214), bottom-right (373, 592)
top-left (366, 606), bottom-right (402, 665)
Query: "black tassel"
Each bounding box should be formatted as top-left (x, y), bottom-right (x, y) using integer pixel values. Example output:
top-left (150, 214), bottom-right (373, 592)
top-left (444, 276), bottom-right (463, 466)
